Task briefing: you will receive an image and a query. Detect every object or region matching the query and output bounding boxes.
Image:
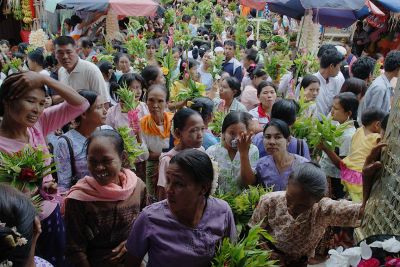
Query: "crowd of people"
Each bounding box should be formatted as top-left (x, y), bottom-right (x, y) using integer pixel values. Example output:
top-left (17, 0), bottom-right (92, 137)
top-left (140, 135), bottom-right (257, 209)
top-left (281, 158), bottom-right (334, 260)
top-left (0, 1), bottom-right (399, 267)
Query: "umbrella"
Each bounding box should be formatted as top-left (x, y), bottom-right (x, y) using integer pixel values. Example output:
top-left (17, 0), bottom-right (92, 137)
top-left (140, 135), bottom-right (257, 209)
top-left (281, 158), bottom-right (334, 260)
top-left (374, 0), bottom-right (400, 13)
top-left (45, 0), bottom-right (159, 16)
top-left (266, 0), bottom-right (384, 28)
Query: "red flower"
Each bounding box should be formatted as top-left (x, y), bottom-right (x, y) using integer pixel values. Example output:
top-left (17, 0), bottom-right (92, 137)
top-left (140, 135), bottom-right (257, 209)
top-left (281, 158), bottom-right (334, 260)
top-left (18, 168), bottom-right (37, 182)
top-left (92, 55), bottom-right (98, 63)
top-left (386, 257), bottom-right (400, 267)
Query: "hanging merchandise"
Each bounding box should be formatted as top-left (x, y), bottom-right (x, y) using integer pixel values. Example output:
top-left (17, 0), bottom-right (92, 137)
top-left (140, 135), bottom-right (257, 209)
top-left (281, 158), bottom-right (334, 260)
top-left (105, 9), bottom-right (119, 41)
top-left (297, 9), bottom-right (321, 56)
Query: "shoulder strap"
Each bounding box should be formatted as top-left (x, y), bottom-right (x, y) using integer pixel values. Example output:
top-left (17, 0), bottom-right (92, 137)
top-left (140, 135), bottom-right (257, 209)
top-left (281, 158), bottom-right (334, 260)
top-left (296, 138), bottom-right (304, 157)
top-left (59, 135), bottom-right (77, 178)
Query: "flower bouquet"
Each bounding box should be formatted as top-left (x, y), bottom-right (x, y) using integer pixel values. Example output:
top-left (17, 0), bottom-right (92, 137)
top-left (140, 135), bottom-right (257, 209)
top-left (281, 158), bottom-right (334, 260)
top-left (28, 29), bottom-right (48, 50)
top-left (210, 51), bottom-right (225, 80)
top-left (0, 145), bottom-right (56, 211)
top-left (212, 223), bottom-right (278, 267)
top-left (270, 35), bottom-right (289, 52)
top-left (209, 111), bottom-right (227, 136)
top-left (293, 52), bottom-right (319, 84)
top-left (132, 57), bottom-right (147, 73)
top-left (92, 54), bottom-right (114, 65)
top-left (116, 126), bottom-right (146, 169)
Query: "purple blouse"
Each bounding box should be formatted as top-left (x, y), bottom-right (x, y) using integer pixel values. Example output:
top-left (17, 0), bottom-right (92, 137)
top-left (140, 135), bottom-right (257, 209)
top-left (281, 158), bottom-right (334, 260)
top-left (126, 197), bottom-right (236, 267)
top-left (252, 132), bottom-right (311, 160)
top-left (256, 154), bottom-right (309, 191)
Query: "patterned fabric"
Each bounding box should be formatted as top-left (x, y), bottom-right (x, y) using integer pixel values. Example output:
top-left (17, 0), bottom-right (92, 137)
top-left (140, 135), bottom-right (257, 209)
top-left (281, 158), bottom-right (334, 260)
top-left (206, 143), bottom-right (259, 194)
top-left (34, 257), bottom-right (54, 267)
top-left (249, 191), bottom-right (361, 259)
top-left (213, 98), bottom-right (248, 113)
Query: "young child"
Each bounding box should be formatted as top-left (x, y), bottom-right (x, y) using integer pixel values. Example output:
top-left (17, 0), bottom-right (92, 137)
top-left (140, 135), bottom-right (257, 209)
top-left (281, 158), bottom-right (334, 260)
top-left (319, 92), bottom-right (359, 199)
top-left (206, 111), bottom-right (259, 194)
top-left (64, 129), bottom-right (146, 266)
top-left (321, 107), bottom-right (386, 202)
top-left (340, 108), bottom-right (387, 202)
top-left (157, 108), bottom-right (205, 200)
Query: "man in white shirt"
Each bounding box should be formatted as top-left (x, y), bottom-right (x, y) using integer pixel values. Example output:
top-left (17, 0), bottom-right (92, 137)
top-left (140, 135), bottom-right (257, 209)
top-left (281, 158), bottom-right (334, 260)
top-left (314, 48), bottom-right (345, 118)
top-left (54, 36), bottom-right (109, 104)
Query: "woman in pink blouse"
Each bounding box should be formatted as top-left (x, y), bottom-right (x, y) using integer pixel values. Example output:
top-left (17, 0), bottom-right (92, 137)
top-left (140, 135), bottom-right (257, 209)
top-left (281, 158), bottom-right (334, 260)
top-left (0, 71), bottom-right (89, 266)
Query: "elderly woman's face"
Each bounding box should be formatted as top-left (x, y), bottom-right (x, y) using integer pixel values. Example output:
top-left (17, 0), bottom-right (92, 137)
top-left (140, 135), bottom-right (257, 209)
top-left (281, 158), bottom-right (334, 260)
top-left (263, 125), bottom-right (289, 155)
top-left (6, 88), bottom-right (46, 127)
top-left (166, 163), bottom-right (207, 216)
top-left (286, 181), bottom-right (318, 219)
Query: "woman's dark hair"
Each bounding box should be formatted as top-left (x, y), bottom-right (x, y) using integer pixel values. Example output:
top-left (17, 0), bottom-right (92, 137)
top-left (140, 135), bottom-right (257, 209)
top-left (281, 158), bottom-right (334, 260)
top-left (0, 73), bottom-right (46, 116)
top-left (76, 89), bottom-right (99, 123)
top-left (361, 107), bottom-right (387, 127)
top-left (179, 58), bottom-right (198, 80)
top-left (245, 48), bottom-right (259, 63)
top-left (44, 54), bottom-right (58, 69)
top-left (170, 149), bottom-right (214, 197)
top-left (263, 118), bottom-right (290, 138)
top-left (222, 111), bottom-right (253, 133)
top-left (249, 64), bottom-right (266, 80)
top-left (224, 76), bottom-right (241, 98)
top-left (141, 65), bottom-right (161, 88)
top-left (113, 52), bottom-right (130, 66)
top-left (288, 162), bottom-right (328, 200)
top-left (271, 99), bottom-right (300, 126)
top-left (0, 184), bottom-right (36, 266)
top-left (300, 74), bottom-right (320, 89)
top-left (17, 43), bottom-right (28, 55)
top-left (146, 39), bottom-right (158, 49)
top-left (27, 49), bottom-right (45, 68)
top-left (256, 81), bottom-right (277, 97)
top-left (70, 15), bottom-right (82, 26)
top-left (333, 92), bottom-right (359, 122)
top-left (118, 73), bottom-right (146, 101)
top-left (173, 108), bottom-right (200, 131)
top-left (340, 77), bottom-right (367, 98)
top-left (86, 129), bottom-right (125, 157)
top-left (145, 84), bottom-right (169, 102)
top-left (190, 97), bottom-right (214, 122)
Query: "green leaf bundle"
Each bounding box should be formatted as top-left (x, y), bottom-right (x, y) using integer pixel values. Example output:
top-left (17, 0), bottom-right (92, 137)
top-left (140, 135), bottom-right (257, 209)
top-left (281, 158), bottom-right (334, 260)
top-left (116, 126), bottom-right (146, 168)
top-left (212, 224), bottom-right (278, 267)
top-left (211, 16), bottom-right (225, 36)
top-left (209, 111), bottom-right (227, 136)
top-left (125, 35), bottom-right (146, 59)
top-left (263, 52), bottom-right (291, 81)
top-left (116, 83), bottom-right (140, 113)
top-left (164, 8), bottom-right (176, 27)
top-left (293, 52), bottom-right (319, 82)
top-left (174, 78), bottom-right (206, 102)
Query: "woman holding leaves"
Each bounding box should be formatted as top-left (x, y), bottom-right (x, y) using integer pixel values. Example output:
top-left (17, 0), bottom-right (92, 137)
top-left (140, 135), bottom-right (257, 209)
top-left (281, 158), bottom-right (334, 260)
top-left (140, 84), bottom-right (173, 202)
top-left (318, 92), bottom-right (358, 199)
top-left (0, 71), bottom-right (89, 266)
top-left (299, 74), bottom-right (320, 118)
top-left (54, 90), bottom-right (108, 193)
top-left (206, 111), bottom-right (258, 194)
top-left (125, 149), bottom-right (236, 267)
top-left (249, 142), bottom-right (386, 266)
top-left (64, 129), bottom-right (146, 267)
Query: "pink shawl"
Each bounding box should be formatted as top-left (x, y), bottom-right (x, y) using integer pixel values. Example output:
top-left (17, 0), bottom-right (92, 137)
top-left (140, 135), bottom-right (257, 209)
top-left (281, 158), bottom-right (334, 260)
top-left (65, 169), bottom-right (138, 202)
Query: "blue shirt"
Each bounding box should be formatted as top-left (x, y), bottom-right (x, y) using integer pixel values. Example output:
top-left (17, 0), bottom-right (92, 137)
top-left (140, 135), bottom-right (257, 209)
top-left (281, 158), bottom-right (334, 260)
top-left (203, 131), bottom-right (218, 150)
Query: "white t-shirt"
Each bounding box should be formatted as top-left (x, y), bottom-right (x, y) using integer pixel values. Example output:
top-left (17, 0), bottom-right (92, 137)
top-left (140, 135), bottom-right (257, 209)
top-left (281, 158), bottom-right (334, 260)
top-left (314, 71), bottom-right (345, 118)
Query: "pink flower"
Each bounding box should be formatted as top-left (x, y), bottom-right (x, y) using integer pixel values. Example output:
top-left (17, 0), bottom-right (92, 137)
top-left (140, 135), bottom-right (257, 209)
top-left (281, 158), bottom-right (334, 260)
top-left (184, 72), bottom-right (190, 79)
top-left (127, 109), bottom-right (140, 134)
top-left (386, 257), bottom-right (400, 267)
top-left (358, 258), bottom-right (380, 267)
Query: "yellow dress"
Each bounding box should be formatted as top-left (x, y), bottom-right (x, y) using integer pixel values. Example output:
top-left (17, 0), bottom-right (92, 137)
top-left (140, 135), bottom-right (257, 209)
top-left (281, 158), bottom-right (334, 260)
top-left (341, 127), bottom-right (381, 202)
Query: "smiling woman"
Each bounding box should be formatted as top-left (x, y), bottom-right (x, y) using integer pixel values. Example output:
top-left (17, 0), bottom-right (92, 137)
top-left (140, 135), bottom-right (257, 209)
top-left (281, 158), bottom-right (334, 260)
top-left (0, 71), bottom-right (89, 266)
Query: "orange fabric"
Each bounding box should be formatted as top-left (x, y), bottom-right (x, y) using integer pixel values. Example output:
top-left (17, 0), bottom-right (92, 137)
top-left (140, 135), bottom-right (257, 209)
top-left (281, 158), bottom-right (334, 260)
top-left (140, 112), bottom-right (173, 139)
top-left (241, 6), bottom-right (251, 16)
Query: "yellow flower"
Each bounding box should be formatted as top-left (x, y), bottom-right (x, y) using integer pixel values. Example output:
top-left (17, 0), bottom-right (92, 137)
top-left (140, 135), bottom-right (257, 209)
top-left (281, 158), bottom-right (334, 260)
top-left (161, 67), bottom-right (169, 76)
